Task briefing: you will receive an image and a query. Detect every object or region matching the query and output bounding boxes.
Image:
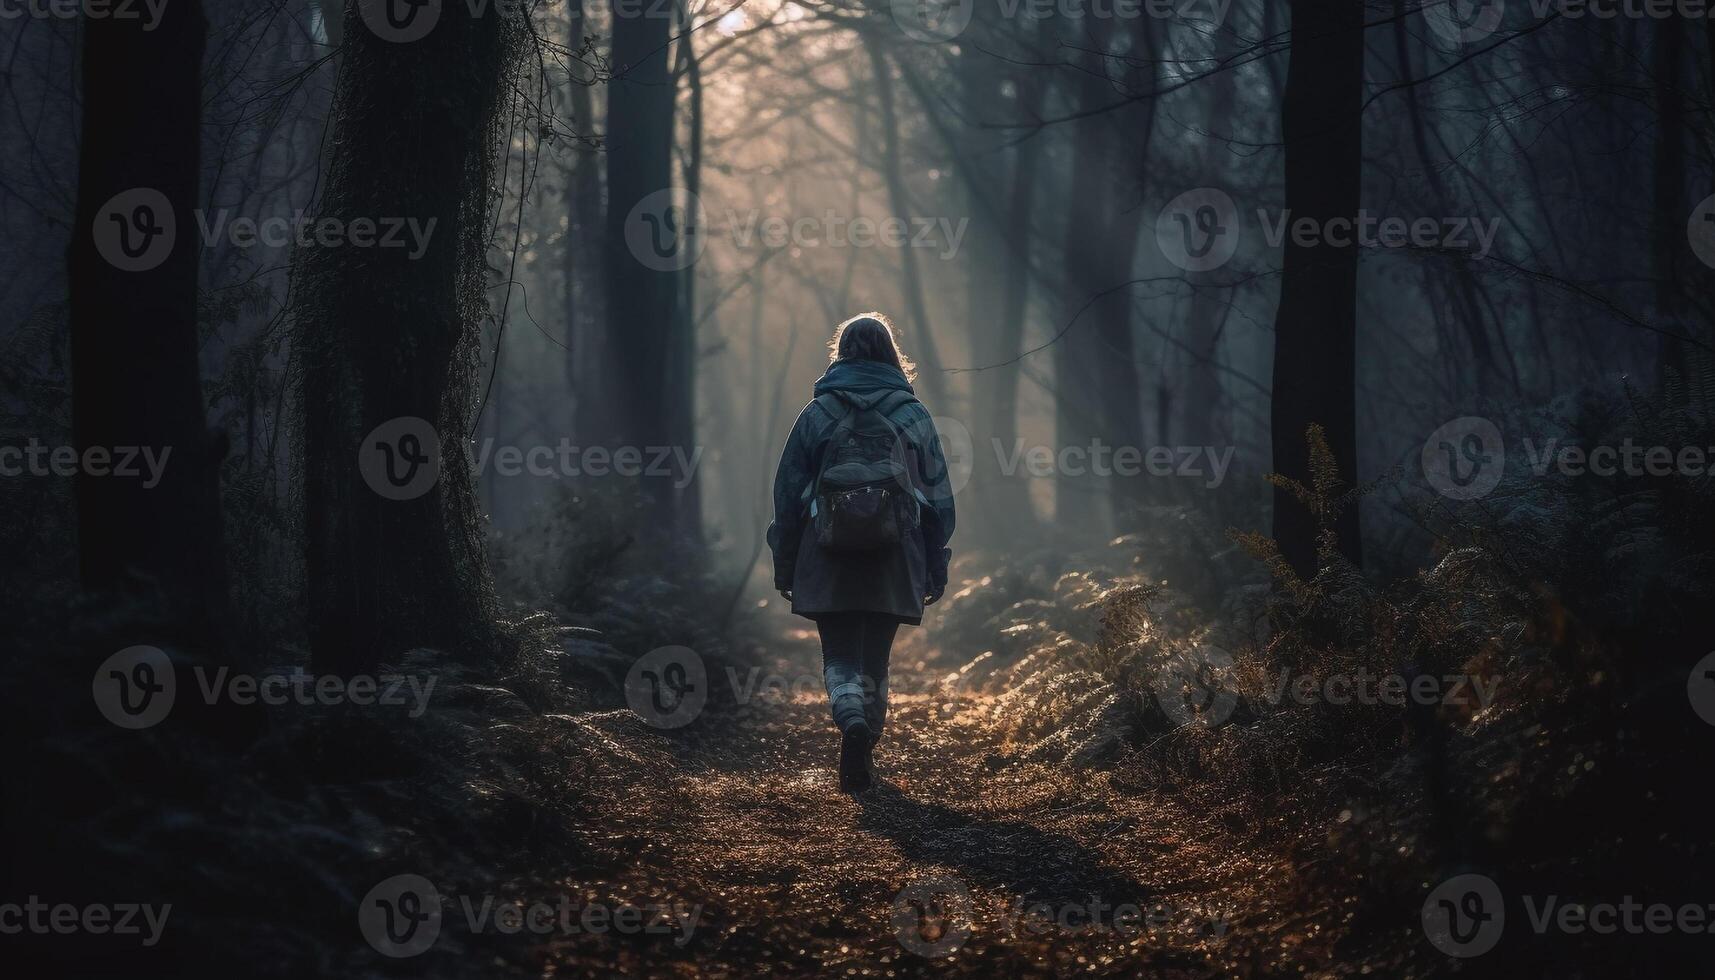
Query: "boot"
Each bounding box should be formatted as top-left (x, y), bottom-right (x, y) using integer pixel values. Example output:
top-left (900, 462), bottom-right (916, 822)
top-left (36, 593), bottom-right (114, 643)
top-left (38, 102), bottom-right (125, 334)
top-left (839, 721), bottom-right (873, 793)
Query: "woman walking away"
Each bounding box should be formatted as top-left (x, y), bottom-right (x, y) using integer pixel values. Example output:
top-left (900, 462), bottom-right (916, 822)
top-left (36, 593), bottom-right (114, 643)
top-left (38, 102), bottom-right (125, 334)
top-left (766, 313), bottom-right (956, 794)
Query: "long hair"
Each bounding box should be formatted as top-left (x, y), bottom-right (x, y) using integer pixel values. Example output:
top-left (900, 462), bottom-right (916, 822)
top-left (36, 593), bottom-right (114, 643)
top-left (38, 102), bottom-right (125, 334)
top-left (827, 312), bottom-right (917, 382)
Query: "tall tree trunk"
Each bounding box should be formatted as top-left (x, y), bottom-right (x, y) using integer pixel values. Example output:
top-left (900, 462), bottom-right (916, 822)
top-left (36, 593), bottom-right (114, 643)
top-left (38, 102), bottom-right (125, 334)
top-left (296, 1), bottom-right (514, 675)
top-left (1179, 27), bottom-right (1238, 512)
top-left (1098, 18), bottom-right (1157, 528)
top-left (1653, 17), bottom-right (1688, 389)
top-left (1053, 55), bottom-right (1110, 535)
top-left (565, 0), bottom-right (604, 442)
top-left (983, 62), bottom-right (1046, 535)
top-left (1391, 0), bottom-right (1507, 394)
top-left (1097, 202), bottom-right (1147, 529)
top-left (678, 0), bottom-right (705, 536)
top-left (1054, 24), bottom-right (1145, 535)
top-left (865, 39), bottom-right (950, 413)
top-left (69, 0), bottom-right (226, 646)
top-left (605, 0), bottom-right (698, 543)
top-left (957, 32), bottom-right (1008, 540)
top-left (1269, 0), bottom-right (1365, 576)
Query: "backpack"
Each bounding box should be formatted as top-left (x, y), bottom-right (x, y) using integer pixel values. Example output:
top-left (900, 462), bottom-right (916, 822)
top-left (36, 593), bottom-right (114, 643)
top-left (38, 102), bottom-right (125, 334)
top-left (805, 389), bottom-right (921, 552)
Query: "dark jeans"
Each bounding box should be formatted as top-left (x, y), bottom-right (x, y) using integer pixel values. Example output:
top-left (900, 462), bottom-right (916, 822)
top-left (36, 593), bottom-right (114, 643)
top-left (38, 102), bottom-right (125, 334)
top-left (816, 611), bottom-right (899, 737)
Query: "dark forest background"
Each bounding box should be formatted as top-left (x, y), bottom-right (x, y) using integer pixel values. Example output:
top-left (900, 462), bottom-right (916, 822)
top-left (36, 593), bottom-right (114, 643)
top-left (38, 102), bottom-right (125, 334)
top-left (2, 0), bottom-right (1714, 976)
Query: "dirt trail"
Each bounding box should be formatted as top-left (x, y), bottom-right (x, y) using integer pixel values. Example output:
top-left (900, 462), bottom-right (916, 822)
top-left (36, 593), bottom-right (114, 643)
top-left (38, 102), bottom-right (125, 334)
top-left (523, 620), bottom-right (1344, 979)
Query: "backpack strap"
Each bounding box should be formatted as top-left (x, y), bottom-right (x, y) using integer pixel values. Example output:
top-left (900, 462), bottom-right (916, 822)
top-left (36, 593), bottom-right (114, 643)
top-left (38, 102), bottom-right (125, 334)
top-left (803, 393), bottom-right (858, 505)
top-left (811, 392), bottom-right (852, 425)
top-left (868, 390), bottom-right (930, 513)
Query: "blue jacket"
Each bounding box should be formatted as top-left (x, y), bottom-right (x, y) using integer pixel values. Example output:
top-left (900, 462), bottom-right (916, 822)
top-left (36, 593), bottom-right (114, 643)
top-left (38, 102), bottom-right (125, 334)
top-left (766, 359), bottom-right (956, 624)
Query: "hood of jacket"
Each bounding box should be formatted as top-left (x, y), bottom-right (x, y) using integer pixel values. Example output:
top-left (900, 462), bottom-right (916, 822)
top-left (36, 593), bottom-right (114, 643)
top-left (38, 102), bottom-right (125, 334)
top-left (812, 359), bottom-right (914, 404)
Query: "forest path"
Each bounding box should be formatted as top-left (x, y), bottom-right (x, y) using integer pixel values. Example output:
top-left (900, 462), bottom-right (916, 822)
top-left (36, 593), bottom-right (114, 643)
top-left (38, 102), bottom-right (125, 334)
top-left (537, 625), bottom-right (1338, 978)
